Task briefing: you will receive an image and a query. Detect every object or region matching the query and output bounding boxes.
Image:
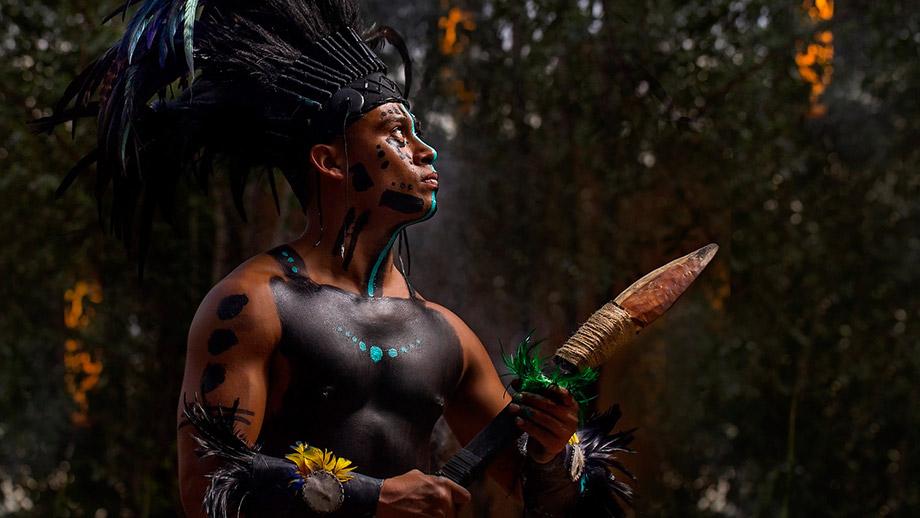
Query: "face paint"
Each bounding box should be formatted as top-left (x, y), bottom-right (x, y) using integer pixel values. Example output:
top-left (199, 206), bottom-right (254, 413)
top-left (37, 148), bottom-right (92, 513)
top-left (350, 163), bottom-right (374, 192)
top-left (208, 329), bottom-right (239, 355)
top-left (379, 190), bottom-right (424, 214)
top-left (200, 363), bottom-right (226, 394)
top-left (367, 191), bottom-right (437, 297)
top-left (399, 104), bottom-right (438, 172)
top-left (385, 135), bottom-right (412, 162)
top-left (217, 294), bottom-right (249, 320)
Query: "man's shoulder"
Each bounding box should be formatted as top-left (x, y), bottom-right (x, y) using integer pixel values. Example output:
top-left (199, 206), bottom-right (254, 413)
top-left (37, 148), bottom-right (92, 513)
top-left (188, 252), bottom-right (283, 349)
top-left (421, 300), bottom-right (486, 354)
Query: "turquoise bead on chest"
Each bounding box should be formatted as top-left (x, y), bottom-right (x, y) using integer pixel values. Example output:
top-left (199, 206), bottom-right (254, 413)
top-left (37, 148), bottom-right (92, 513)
top-left (335, 325), bottom-right (423, 364)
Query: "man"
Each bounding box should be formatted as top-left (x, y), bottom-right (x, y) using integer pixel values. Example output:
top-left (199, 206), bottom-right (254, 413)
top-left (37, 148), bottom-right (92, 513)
top-left (39, 0), bottom-right (591, 516)
top-left (176, 99), bottom-right (580, 516)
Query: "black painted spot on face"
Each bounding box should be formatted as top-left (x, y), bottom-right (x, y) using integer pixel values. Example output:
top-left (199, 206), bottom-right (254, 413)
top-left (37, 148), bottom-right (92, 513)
top-left (380, 160), bottom-right (389, 170)
top-left (386, 136), bottom-right (412, 162)
top-left (217, 294), bottom-right (248, 320)
top-left (201, 363), bottom-right (226, 394)
top-left (208, 329), bottom-right (239, 355)
top-left (350, 163), bottom-right (374, 192)
top-left (379, 189), bottom-right (425, 214)
top-left (377, 149), bottom-right (385, 158)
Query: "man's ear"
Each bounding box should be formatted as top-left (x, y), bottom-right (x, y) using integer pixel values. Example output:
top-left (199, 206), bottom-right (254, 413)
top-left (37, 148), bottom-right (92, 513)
top-left (309, 143), bottom-right (345, 180)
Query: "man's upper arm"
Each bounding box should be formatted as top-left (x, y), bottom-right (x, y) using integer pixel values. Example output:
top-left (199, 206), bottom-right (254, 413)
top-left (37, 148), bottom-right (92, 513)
top-left (176, 269), bottom-right (281, 517)
top-left (434, 305), bottom-right (511, 445)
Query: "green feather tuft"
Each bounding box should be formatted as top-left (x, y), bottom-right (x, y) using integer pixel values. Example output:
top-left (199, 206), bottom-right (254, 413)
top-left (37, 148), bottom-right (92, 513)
top-left (502, 333), bottom-right (598, 418)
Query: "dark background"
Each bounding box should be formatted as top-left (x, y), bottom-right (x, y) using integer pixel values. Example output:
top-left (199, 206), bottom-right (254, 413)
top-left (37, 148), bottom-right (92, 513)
top-left (1, 0), bottom-right (918, 516)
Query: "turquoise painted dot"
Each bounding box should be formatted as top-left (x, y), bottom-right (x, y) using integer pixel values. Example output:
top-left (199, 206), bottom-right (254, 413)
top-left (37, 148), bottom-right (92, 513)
top-left (415, 339), bottom-right (421, 344)
top-left (337, 326), bottom-right (343, 332)
top-left (287, 257), bottom-right (294, 263)
top-left (401, 347), bottom-right (408, 353)
top-left (370, 346), bottom-right (383, 363)
top-left (352, 336), bottom-right (358, 343)
top-left (345, 330), bottom-right (351, 337)
top-left (282, 250), bottom-right (289, 256)
top-left (291, 266), bottom-right (299, 273)
top-left (388, 348), bottom-right (398, 358)
top-left (359, 341), bottom-right (367, 351)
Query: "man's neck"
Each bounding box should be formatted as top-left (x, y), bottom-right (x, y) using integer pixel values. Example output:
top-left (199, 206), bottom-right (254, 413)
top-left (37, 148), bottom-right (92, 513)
top-left (290, 206), bottom-right (408, 298)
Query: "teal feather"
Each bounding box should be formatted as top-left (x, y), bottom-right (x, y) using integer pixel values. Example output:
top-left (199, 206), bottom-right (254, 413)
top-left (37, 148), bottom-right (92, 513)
top-left (182, 0), bottom-right (199, 81)
top-left (123, 0), bottom-right (159, 64)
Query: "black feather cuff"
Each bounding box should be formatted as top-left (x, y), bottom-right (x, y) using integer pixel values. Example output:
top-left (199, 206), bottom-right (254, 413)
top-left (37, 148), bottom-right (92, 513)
top-left (181, 397), bottom-right (382, 517)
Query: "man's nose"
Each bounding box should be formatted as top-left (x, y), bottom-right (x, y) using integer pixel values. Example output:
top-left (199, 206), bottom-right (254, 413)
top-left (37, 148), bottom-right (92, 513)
top-left (415, 141), bottom-right (436, 167)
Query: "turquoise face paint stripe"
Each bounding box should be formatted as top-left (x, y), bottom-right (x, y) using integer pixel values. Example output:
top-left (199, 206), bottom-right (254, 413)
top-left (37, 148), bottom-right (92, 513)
top-left (367, 191), bottom-right (437, 297)
top-left (366, 106), bottom-right (439, 297)
top-left (400, 104), bottom-right (438, 170)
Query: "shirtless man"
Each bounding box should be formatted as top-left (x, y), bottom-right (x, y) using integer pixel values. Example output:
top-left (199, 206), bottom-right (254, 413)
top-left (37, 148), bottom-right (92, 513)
top-left (175, 99), bottom-right (580, 516)
top-left (40, 0), bottom-right (582, 515)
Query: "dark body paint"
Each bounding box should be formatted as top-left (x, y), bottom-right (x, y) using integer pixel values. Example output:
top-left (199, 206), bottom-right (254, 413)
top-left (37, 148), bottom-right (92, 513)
top-left (379, 189), bottom-right (424, 214)
top-left (201, 363), bottom-right (226, 394)
top-left (217, 294), bottom-right (248, 320)
top-left (208, 329), bottom-right (238, 355)
top-left (261, 246), bottom-right (464, 479)
top-left (350, 163), bottom-right (374, 192)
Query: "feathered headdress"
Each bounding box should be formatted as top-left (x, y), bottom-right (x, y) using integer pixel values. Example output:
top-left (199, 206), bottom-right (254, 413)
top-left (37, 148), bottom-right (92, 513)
top-left (34, 0), bottom-right (413, 274)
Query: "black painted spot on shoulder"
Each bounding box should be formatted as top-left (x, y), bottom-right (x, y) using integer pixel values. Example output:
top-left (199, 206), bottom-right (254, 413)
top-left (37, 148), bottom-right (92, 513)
top-left (201, 363), bottom-right (226, 394)
top-left (208, 329), bottom-right (239, 355)
top-left (217, 294), bottom-right (248, 320)
top-left (350, 163), bottom-right (374, 192)
top-left (379, 190), bottom-right (425, 214)
top-left (380, 160), bottom-right (389, 170)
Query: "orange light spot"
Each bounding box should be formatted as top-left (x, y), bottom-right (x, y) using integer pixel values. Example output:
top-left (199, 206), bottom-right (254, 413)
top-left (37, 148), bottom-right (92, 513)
top-left (63, 281), bottom-right (104, 426)
top-left (797, 3), bottom-right (833, 117)
top-left (438, 7), bottom-right (475, 55)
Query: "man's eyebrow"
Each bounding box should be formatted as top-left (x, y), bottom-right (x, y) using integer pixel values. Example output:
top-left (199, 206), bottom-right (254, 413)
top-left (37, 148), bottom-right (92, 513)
top-left (378, 112), bottom-right (408, 124)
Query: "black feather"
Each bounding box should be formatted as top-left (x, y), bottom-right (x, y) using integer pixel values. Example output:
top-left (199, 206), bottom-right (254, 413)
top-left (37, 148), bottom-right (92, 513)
top-left (182, 395), bottom-right (261, 518)
top-left (55, 149), bottom-right (100, 199)
top-left (41, 0), bottom-right (401, 274)
top-left (575, 404), bottom-right (637, 517)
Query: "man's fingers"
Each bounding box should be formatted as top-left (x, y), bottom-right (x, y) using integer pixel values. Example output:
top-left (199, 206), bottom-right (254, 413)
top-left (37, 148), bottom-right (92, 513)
top-left (517, 391), bottom-right (576, 414)
top-left (515, 416), bottom-right (558, 447)
top-left (512, 395), bottom-right (578, 428)
top-left (442, 477), bottom-right (472, 505)
top-left (517, 405), bottom-right (571, 438)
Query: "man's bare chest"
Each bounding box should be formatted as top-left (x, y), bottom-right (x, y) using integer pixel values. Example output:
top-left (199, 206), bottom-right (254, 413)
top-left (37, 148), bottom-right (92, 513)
top-left (262, 246), bottom-right (464, 455)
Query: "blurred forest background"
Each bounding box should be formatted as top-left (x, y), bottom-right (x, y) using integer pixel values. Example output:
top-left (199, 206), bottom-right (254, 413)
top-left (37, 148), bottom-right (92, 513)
top-left (1, 0), bottom-right (918, 516)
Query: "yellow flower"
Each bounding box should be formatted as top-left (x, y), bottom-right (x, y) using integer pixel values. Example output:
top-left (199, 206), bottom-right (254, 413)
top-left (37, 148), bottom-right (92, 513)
top-left (286, 442), bottom-right (356, 483)
top-left (568, 433), bottom-right (580, 446)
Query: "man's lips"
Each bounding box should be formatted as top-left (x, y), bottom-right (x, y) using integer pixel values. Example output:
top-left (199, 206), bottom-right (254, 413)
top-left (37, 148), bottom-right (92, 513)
top-left (421, 172), bottom-right (439, 188)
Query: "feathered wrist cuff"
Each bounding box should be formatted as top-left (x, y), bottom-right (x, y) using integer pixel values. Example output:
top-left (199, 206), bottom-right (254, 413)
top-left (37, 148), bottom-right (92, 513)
top-left (182, 398), bottom-right (381, 518)
top-left (285, 443), bottom-right (382, 516)
top-left (518, 406), bottom-right (637, 518)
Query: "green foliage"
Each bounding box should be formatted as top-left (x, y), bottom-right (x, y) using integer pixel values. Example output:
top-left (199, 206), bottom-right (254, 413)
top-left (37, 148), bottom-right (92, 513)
top-left (502, 333), bottom-right (598, 415)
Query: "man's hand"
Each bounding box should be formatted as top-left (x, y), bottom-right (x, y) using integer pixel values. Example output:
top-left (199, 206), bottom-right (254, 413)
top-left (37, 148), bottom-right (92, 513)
top-left (377, 469), bottom-right (472, 518)
top-left (509, 385), bottom-right (579, 464)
